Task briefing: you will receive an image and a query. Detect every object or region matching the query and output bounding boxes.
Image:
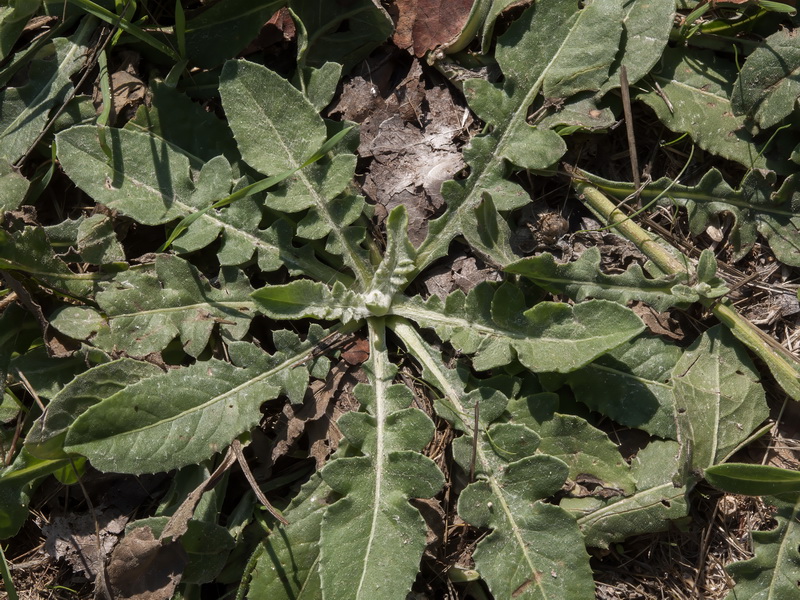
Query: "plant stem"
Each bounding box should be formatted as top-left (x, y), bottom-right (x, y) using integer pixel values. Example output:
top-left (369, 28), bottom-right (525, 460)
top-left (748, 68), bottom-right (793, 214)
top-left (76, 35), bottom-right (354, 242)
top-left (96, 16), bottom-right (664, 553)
top-left (573, 180), bottom-right (800, 402)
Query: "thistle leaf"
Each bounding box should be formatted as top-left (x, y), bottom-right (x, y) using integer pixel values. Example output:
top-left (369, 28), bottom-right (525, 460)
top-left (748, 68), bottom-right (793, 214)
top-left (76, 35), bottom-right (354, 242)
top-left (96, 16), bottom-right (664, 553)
top-left (724, 494), bottom-right (800, 600)
top-left (671, 325), bottom-right (769, 470)
top-left (416, 0), bottom-right (624, 271)
top-left (580, 167), bottom-right (800, 266)
top-left (62, 332), bottom-right (322, 473)
top-left (575, 440), bottom-right (689, 549)
top-left (318, 323), bottom-right (444, 600)
top-left (219, 59), bottom-right (372, 286)
top-left (393, 283), bottom-right (644, 372)
top-left (50, 255), bottom-right (255, 358)
top-left (506, 247), bottom-right (699, 311)
top-left (636, 47), bottom-right (767, 170)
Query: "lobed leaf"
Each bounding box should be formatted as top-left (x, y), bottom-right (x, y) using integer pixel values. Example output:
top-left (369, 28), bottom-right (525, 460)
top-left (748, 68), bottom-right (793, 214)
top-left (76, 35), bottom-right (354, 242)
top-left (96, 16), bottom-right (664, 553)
top-left (55, 125), bottom-right (341, 281)
top-left (0, 20), bottom-right (91, 164)
top-left (219, 59), bottom-right (372, 286)
top-left (580, 167), bottom-right (800, 266)
top-left (392, 320), bottom-right (594, 599)
top-left (558, 335), bottom-right (681, 438)
top-left (318, 323), bottom-right (444, 600)
top-left (416, 0), bottom-right (625, 271)
top-left (575, 440), bottom-right (689, 549)
top-left (671, 325), bottom-right (769, 470)
top-left (393, 282), bottom-right (645, 373)
top-left (252, 280), bottom-right (368, 324)
top-left (506, 247), bottom-right (699, 311)
top-left (0, 226), bottom-right (100, 298)
top-left (724, 494), bottom-right (800, 600)
top-left (636, 48), bottom-right (768, 170)
top-left (51, 255), bottom-right (255, 358)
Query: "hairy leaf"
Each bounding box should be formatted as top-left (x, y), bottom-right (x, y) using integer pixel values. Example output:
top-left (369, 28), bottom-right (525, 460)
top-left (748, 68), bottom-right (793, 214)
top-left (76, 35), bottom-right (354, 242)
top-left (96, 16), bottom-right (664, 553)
top-left (0, 160), bottom-right (30, 211)
top-left (671, 325), bottom-right (769, 470)
top-left (724, 494), bottom-right (800, 600)
top-left (220, 59), bottom-right (372, 286)
top-left (318, 323), bottom-right (444, 600)
top-left (394, 283), bottom-right (644, 372)
top-left (62, 331), bottom-right (324, 473)
top-left (179, 0), bottom-right (286, 68)
top-left (55, 125), bottom-right (339, 281)
top-left (0, 20), bottom-right (91, 163)
top-left (393, 321), bottom-right (595, 599)
top-left (246, 474), bottom-right (330, 599)
top-left (26, 358), bottom-right (162, 460)
top-left (0, 0), bottom-right (40, 61)
top-left (51, 255), bottom-right (254, 358)
top-left (416, 0), bottom-right (624, 271)
top-left (637, 48), bottom-right (768, 170)
top-left (731, 28), bottom-right (800, 130)
top-left (560, 335), bottom-right (681, 438)
top-left (600, 0), bottom-right (674, 94)
top-left (290, 0), bottom-right (393, 72)
top-left (506, 247), bottom-right (699, 311)
top-left (0, 226), bottom-right (100, 298)
top-left (252, 280), bottom-right (369, 324)
top-left (575, 440), bottom-right (689, 549)
top-left (506, 394), bottom-right (636, 494)
top-left (580, 167), bottom-right (800, 266)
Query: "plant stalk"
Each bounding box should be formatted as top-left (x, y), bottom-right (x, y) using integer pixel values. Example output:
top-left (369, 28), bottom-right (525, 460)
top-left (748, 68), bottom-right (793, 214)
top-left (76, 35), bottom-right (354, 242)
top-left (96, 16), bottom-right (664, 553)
top-left (573, 180), bottom-right (800, 402)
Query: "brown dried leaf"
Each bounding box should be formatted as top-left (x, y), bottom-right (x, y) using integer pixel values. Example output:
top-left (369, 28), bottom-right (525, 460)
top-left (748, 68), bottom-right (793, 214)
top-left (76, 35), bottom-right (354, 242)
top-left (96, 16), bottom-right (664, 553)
top-left (43, 509), bottom-right (128, 579)
top-left (393, 0), bottom-right (474, 56)
top-left (106, 526), bottom-right (187, 600)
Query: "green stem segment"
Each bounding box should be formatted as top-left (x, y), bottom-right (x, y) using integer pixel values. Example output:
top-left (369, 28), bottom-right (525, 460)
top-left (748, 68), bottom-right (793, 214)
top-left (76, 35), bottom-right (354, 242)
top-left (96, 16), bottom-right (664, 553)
top-left (574, 180), bottom-right (800, 402)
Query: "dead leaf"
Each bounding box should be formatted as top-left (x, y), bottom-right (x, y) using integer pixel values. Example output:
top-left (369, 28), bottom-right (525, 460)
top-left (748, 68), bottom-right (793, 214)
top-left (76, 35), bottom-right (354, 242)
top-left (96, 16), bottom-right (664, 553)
top-left (348, 60), bottom-right (469, 245)
top-left (43, 509), bottom-right (128, 579)
top-left (393, 0), bottom-right (474, 57)
top-left (106, 526), bottom-right (187, 600)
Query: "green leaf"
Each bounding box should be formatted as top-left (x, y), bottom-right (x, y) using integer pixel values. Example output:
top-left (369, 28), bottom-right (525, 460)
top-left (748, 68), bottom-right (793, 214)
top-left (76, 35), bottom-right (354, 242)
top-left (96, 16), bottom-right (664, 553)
top-left (0, 158), bottom-right (30, 211)
top-left (415, 0), bottom-right (624, 271)
top-left (55, 125), bottom-right (339, 281)
top-left (220, 59), bottom-right (372, 286)
top-left (506, 394), bottom-right (636, 494)
top-left (178, 0), bottom-right (285, 68)
top-left (724, 494), bottom-right (800, 600)
top-left (0, 449), bottom-right (70, 539)
top-left (318, 322), bottom-right (444, 600)
top-left (0, 226), bottom-right (99, 298)
top-left (51, 255), bottom-right (255, 358)
top-left (560, 335), bottom-right (681, 438)
top-left (290, 0), bottom-right (393, 72)
top-left (62, 332), bottom-right (321, 473)
top-left (393, 320), bottom-right (594, 599)
top-left (394, 283), bottom-right (644, 372)
top-left (0, 0), bottom-right (40, 61)
top-left (506, 247), bottom-right (699, 311)
top-left (575, 440), bottom-right (689, 549)
top-left (0, 18), bottom-right (92, 163)
top-left (125, 80), bottom-right (239, 166)
top-left (246, 474), bottom-right (329, 599)
top-left (26, 358), bottom-right (162, 460)
top-left (128, 516), bottom-right (235, 584)
top-left (731, 28), bottom-right (800, 129)
top-left (671, 325), bottom-right (769, 470)
top-left (252, 280), bottom-right (368, 324)
top-left (600, 0), bottom-right (674, 94)
top-left (363, 206), bottom-right (416, 316)
top-left (581, 167), bottom-right (800, 266)
top-left (705, 463), bottom-right (800, 496)
top-left (637, 47), bottom-right (768, 170)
